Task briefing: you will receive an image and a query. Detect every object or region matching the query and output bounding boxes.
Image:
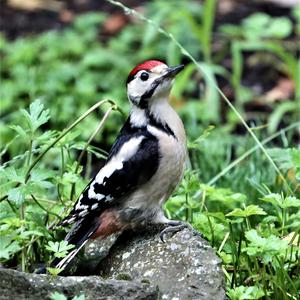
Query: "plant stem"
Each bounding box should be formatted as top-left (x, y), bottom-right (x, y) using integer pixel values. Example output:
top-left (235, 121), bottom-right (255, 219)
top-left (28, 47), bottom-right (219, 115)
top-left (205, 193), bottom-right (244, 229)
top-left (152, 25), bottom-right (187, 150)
top-left (69, 106), bottom-right (114, 200)
top-left (30, 194), bottom-right (62, 219)
top-left (25, 100), bottom-right (118, 182)
top-left (202, 0), bottom-right (217, 63)
top-left (19, 204), bottom-right (26, 272)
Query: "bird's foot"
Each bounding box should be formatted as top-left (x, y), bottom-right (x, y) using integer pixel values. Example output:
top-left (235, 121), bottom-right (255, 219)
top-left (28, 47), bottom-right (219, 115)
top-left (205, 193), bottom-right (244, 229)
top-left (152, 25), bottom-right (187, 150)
top-left (159, 220), bottom-right (200, 243)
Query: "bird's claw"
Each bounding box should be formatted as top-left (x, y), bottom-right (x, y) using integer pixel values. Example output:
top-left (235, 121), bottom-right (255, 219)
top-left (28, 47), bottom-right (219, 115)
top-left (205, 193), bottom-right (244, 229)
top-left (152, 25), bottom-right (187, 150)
top-left (159, 221), bottom-right (198, 243)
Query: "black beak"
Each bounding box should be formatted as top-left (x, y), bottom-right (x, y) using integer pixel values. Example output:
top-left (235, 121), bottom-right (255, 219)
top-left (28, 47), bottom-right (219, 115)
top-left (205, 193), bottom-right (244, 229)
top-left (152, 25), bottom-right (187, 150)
top-left (163, 64), bottom-right (185, 79)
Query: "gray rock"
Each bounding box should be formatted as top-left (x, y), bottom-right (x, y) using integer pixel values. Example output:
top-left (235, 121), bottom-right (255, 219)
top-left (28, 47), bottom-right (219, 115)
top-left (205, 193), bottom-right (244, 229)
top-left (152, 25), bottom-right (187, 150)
top-left (95, 225), bottom-right (226, 300)
top-left (0, 226), bottom-right (225, 300)
top-left (0, 268), bottom-right (159, 300)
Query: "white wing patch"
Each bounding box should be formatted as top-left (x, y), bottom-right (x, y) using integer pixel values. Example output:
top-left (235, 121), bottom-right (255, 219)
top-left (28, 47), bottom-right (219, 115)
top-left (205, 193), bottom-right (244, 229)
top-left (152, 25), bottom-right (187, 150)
top-left (62, 136), bottom-right (145, 226)
top-left (95, 161), bottom-right (123, 185)
top-left (60, 136), bottom-right (147, 226)
top-left (91, 203), bottom-right (98, 210)
top-left (75, 195), bottom-right (88, 210)
top-left (115, 136), bottom-right (145, 161)
top-left (87, 136), bottom-right (145, 203)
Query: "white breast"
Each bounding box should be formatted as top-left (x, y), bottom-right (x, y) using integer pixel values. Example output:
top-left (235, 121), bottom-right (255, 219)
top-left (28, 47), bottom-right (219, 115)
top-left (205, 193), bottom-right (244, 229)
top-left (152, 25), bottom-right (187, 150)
top-left (147, 125), bottom-right (187, 200)
top-left (124, 108), bottom-right (187, 215)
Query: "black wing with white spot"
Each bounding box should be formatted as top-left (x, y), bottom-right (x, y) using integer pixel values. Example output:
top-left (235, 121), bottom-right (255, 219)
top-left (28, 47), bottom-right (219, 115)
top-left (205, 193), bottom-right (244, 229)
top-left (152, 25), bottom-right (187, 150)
top-left (59, 129), bottom-right (160, 226)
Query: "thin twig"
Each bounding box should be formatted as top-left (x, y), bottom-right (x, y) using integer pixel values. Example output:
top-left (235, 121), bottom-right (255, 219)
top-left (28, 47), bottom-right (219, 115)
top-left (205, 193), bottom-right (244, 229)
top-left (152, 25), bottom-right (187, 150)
top-left (30, 194), bottom-right (62, 220)
top-left (69, 106), bottom-right (114, 200)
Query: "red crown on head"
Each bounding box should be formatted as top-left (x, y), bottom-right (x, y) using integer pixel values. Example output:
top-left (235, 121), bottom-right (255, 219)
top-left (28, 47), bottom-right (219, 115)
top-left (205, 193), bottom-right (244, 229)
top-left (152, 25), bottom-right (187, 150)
top-left (127, 60), bottom-right (165, 84)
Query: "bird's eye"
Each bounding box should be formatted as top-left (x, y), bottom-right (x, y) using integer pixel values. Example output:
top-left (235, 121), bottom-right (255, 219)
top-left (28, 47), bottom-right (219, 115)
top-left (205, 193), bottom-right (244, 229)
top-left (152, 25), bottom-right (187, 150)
top-left (140, 72), bottom-right (149, 81)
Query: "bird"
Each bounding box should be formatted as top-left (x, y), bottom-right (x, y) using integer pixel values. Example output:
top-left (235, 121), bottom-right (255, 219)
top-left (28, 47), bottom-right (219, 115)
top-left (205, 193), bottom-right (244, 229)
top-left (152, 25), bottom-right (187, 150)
top-left (51, 59), bottom-right (189, 272)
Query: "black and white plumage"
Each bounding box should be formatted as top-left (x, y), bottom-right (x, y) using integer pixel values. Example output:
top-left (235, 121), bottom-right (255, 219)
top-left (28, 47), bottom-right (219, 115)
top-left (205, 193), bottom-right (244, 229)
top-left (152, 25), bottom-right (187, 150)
top-left (52, 60), bottom-right (187, 271)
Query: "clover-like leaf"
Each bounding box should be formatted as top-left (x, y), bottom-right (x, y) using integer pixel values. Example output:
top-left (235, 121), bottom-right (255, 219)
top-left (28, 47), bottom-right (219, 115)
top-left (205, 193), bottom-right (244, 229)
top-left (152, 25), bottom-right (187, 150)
top-left (226, 205), bottom-right (266, 218)
top-left (243, 229), bottom-right (289, 263)
top-left (45, 240), bottom-right (75, 258)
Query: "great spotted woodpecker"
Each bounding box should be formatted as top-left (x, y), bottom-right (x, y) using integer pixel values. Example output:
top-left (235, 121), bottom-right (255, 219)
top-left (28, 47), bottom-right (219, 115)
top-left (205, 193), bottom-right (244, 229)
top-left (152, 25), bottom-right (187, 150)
top-left (54, 60), bottom-right (188, 271)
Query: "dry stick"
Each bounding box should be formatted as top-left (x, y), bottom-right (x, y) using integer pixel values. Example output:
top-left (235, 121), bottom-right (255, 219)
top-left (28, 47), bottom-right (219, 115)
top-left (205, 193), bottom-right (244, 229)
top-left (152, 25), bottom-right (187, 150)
top-left (69, 106), bottom-right (115, 201)
top-left (106, 0), bottom-right (294, 195)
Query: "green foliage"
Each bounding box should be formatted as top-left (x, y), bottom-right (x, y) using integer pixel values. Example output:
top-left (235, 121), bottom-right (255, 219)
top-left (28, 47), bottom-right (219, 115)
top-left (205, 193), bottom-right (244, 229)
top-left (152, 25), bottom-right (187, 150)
top-left (45, 240), bottom-right (75, 258)
top-left (46, 267), bottom-right (64, 277)
top-left (0, 99), bottom-right (115, 271)
top-left (50, 292), bottom-right (85, 300)
top-left (227, 285), bottom-right (264, 300)
top-left (0, 236), bottom-right (21, 260)
top-left (219, 10), bottom-right (299, 126)
top-left (167, 168), bottom-right (300, 299)
top-left (221, 13), bottom-right (293, 40)
top-left (243, 229), bottom-right (289, 263)
top-left (0, 1), bottom-right (299, 299)
top-left (226, 205), bottom-right (266, 218)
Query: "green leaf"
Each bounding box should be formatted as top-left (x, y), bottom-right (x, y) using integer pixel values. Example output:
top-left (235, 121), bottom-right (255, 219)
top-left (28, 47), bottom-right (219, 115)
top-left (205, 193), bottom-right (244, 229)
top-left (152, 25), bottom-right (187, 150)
top-left (21, 99), bottom-right (50, 133)
top-left (242, 13), bottom-right (292, 40)
top-left (227, 285), bottom-right (265, 300)
top-left (50, 291), bottom-right (67, 300)
top-left (282, 196), bottom-right (300, 208)
top-left (72, 296), bottom-right (85, 300)
top-left (261, 194), bottom-right (300, 209)
top-left (290, 148), bottom-right (300, 180)
top-left (266, 17), bottom-right (292, 39)
top-left (203, 186), bottom-right (247, 204)
top-left (2, 166), bottom-right (24, 183)
top-left (204, 211), bottom-right (228, 224)
top-left (243, 229), bottom-right (289, 263)
top-left (31, 169), bottom-right (55, 181)
top-left (0, 236), bottom-right (21, 260)
top-left (267, 148), bottom-right (293, 171)
top-left (19, 230), bottom-right (44, 238)
top-left (9, 125), bottom-right (28, 139)
top-left (261, 193), bottom-right (282, 207)
top-left (7, 186), bottom-right (25, 205)
top-left (226, 205), bottom-right (266, 218)
top-left (45, 240), bottom-right (75, 258)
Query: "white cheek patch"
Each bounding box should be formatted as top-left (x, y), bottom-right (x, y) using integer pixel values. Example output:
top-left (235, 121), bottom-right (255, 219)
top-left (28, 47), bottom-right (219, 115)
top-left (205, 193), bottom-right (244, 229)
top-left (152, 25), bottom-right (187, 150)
top-left (152, 79), bottom-right (172, 98)
top-left (128, 80), bottom-right (146, 99)
top-left (127, 68), bottom-right (167, 102)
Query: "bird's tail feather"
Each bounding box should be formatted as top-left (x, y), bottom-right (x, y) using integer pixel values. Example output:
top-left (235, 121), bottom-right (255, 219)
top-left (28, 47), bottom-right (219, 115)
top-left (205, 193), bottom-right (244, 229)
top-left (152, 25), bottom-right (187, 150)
top-left (50, 217), bottom-right (100, 273)
top-left (54, 239), bottom-right (89, 271)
